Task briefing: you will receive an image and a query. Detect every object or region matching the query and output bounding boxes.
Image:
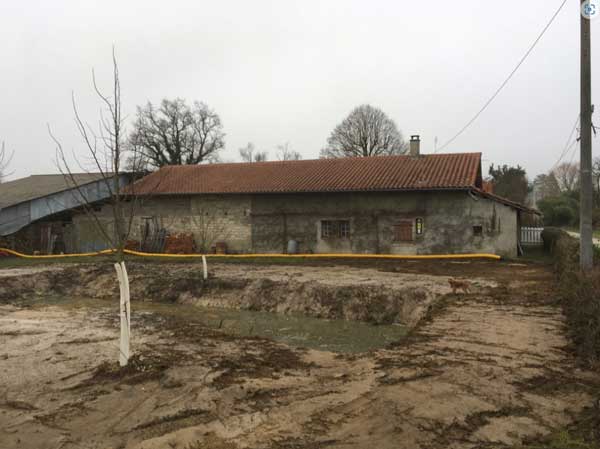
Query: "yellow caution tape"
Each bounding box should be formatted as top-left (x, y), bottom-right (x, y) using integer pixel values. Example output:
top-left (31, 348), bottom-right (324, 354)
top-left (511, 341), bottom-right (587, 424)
top-left (0, 247), bottom-right (501, 260)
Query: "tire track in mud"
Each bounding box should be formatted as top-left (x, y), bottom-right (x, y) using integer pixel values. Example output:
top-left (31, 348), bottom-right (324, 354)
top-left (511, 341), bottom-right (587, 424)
top-left (129, 293), bottom-right (593, 449)
top-left (0, 262), bottom-right (596, 449)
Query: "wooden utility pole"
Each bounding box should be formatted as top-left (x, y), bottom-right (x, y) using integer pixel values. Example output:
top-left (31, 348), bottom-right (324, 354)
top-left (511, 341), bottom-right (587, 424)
top-left (580, 0), bottom-right (594, 271)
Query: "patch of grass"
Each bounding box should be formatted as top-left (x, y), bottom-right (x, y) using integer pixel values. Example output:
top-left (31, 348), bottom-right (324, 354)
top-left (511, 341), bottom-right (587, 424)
top-left (518, 246), bottom-right (554, 264)
top-left (0, 255), bottom-right (107, 269)
top-left (0, 255), bottom-right (324, 270)
top-left (184, 435), bottom-right (237, 449)
top-left (519, 430), bottom-right (595, 449)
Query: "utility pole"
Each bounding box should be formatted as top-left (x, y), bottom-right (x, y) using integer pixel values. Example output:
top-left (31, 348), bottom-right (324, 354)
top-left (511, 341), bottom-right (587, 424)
top-left (580, 0), bottom-right (594, 271)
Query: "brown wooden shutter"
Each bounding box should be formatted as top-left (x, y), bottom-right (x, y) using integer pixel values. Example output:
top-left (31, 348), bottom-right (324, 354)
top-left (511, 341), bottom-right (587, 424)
top-left (393, 221), bottom-right (413, 242)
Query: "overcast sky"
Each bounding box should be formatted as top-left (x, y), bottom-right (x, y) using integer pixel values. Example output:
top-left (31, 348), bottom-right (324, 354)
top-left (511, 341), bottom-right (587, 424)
top-left (1, 0), bottom-right (598, 181)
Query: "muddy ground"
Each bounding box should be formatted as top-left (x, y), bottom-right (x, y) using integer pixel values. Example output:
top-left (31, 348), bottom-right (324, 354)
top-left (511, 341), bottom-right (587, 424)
top-left (0, 260), bottom-right (598, 449)
top-left (0, 261), bottom-right (498, 327)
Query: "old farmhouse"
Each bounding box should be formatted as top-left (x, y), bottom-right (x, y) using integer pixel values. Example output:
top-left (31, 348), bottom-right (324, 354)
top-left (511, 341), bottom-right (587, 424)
top-left (0, 140), bottom-right (535, 257)
top-left (121, 145), bottom-right (532, 258)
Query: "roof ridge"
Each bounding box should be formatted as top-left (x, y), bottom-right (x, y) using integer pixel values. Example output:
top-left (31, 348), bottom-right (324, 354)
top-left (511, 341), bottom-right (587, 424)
top-left (161, 152), bottom-right (482, 170)
top-left (129, 152), bottom-right (482, 196)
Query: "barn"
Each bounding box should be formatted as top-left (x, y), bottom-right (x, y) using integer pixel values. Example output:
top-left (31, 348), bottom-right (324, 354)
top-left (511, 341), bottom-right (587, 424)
top-left (0, 173), bottom-right (131, 253)
top-left (121, 144), bottom-right (533, 257)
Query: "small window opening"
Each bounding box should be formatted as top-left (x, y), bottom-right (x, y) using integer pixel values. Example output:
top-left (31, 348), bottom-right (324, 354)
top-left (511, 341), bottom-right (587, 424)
top-left (473, 225), bottom-right (483, 236)
top-left (321, 220), bottom-right (350, 239)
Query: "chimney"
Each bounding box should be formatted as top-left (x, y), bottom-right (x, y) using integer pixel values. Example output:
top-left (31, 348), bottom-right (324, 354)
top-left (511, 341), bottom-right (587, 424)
top-left (409, 135), bottom-right (420, 156)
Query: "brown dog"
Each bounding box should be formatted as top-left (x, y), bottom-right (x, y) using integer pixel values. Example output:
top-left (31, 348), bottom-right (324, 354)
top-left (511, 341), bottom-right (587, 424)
top-left (448, 278), bottom-right (471, 294)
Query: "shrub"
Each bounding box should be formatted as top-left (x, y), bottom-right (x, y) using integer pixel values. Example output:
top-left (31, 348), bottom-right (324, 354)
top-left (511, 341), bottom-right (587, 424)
top-left (538, 196), bottom-right (579, 227)
top-left (554, 206), bottom-right (576, 226)
top-left (560, 268), bottom-right (600, 365)
top-left (546, 230), bottom-right (600, 365)
top-left (541, 227), bottom-right (567, 254)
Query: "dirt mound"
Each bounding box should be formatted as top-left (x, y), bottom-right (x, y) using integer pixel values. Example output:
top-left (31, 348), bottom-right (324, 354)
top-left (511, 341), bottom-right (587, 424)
top-left (201, 277), bottom-right (433, 326)
top-left (0, 262), bottom-right (457, 326)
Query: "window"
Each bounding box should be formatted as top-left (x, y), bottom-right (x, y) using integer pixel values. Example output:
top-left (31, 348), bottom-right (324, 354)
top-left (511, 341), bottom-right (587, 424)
top-left (321, 220), bottom-right (333, 238)
top-left (321, 220), bottom-right (350, 239)
top-left (473, 225), bottom-right (483, 237)
top-left (339, 221), bottom-right (350, 238)
top-left (393, 221), bottom-right (413, 242)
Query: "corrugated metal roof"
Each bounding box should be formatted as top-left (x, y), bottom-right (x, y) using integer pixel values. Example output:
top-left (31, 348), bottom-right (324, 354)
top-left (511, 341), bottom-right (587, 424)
top-left (0, 173), bottom-right (108, 209)
top-left (130, 153), bottom-right (482, 195)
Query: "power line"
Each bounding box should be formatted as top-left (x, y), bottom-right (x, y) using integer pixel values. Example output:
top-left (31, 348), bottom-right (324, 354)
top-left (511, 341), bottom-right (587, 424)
top-left (566, 138), bottom-right (580, 166)
top-left (548, 114), bottom-right (580, 173)
top-left (435, 0), bottom-right (568, 153)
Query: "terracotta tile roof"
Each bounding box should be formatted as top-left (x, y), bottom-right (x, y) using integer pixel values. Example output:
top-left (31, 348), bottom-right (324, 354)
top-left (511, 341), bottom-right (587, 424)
top-left (473, 189), bottom-right (540, 214)
top-left (130, 153), bottom-right (483, 195)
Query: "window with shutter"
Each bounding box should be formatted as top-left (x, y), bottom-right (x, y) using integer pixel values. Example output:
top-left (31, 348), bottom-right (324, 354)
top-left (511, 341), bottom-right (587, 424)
top-left (393, 221), bottom-right (414, 242)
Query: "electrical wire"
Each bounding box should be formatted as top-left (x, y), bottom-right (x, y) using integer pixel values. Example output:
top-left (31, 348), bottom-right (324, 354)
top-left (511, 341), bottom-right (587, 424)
top-left (549, 114), bottom-right (580, 173)
top-left (566, 137), bottom-right (580, 166)
top-left (435, 0), bottom-right (568, 153)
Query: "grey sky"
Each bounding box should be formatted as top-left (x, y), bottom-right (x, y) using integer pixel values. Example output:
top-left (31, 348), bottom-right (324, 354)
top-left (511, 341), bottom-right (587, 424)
top-left (1, 0), bottom-right (598, 180)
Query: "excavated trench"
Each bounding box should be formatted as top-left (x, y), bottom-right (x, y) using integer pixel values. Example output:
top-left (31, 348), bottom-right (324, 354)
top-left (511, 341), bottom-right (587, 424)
top-left (0, 261), bottom-right (502, 353)
top-left (2, 261), bottom-right (595, 449)
top-left (0, 262), bottom-right (472, 328)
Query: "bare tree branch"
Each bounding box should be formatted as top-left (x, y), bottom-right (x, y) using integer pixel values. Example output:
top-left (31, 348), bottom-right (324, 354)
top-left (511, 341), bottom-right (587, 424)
top-left (239, 142), bottom-right (268, 162)
top-left (320, 104), bottom-right (408, 158)
top-left (49, 48), bottom-right (141, 262)
top-left (553, 162), bottom-right (580, 193)
top-left (276, 142), bottom-right (302, 161)
top-left (0, 141), bottom-right (15, 182)
top-left (129, 98), bottom-right (225, 168)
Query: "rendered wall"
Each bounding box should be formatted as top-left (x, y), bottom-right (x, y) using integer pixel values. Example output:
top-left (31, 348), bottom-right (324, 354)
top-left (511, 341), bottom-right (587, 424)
top-left (70, 191), bottom-right (518, 256)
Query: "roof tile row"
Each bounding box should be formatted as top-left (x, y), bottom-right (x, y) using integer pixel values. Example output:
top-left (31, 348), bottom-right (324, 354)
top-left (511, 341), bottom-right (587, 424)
top-left (130, 153), bottom-right (483, 195)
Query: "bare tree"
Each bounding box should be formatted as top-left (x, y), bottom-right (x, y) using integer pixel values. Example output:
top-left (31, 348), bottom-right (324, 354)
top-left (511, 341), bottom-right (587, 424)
top-left (191, 209), bottom-right (232, 253)
top-left (553, 162), bottom-right (580, 193)
top-left (129, 98), bottom-right (225, 168)
top-left (239, 142), bottom-right (268, 162)
top-left (276, 142), bottom-right (302, 161)
top-left (49, 50), bottom-right (143, 367)
top-left (0, 141), bottom-right (14, 182)
top-left (320, 104), bottom-right (408, 158)
top-left (533, 172), bottom-right (561, 201)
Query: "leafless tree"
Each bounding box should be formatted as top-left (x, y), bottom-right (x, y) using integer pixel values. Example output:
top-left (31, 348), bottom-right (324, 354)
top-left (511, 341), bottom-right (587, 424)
top-left (129, 98), bottom-right (224, 168)
top-left (0, 141), bottom-right (14, 182)
top-left (320, 104), bottom-right (408, 158)
top-left (276, 142), bottom-right (302, 161)
top-left (533, 172), bottom-right (561, 200)
top-left (553, 162), bottom-right (580, 193)
top-left (191, 209), bottom-right (232, 253)
top-left (239, 142), bottom-right (268, 162)
top-left (49, 49), bottom-right (144, 367)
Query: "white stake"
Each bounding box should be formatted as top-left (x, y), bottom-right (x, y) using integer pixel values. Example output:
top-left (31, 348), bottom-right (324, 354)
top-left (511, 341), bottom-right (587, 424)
top-left (121, 262), bottom-right (131, 338)
top-left (202, 255), bottom-right (208, 280)
top-left (114, 262), bottom-right (130, 367)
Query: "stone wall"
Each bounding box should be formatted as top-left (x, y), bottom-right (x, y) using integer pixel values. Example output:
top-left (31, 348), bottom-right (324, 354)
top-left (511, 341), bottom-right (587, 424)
top-left (69, 191), bottom-right (518, 256)
top-left (250, 191), bottom-right (518, 257)
top-left (71, 195), bottom-right (253, 253)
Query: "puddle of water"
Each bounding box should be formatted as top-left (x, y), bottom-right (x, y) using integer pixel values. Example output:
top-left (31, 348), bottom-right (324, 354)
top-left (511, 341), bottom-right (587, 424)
top-left (34, 296), bottom-right (408, 353)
